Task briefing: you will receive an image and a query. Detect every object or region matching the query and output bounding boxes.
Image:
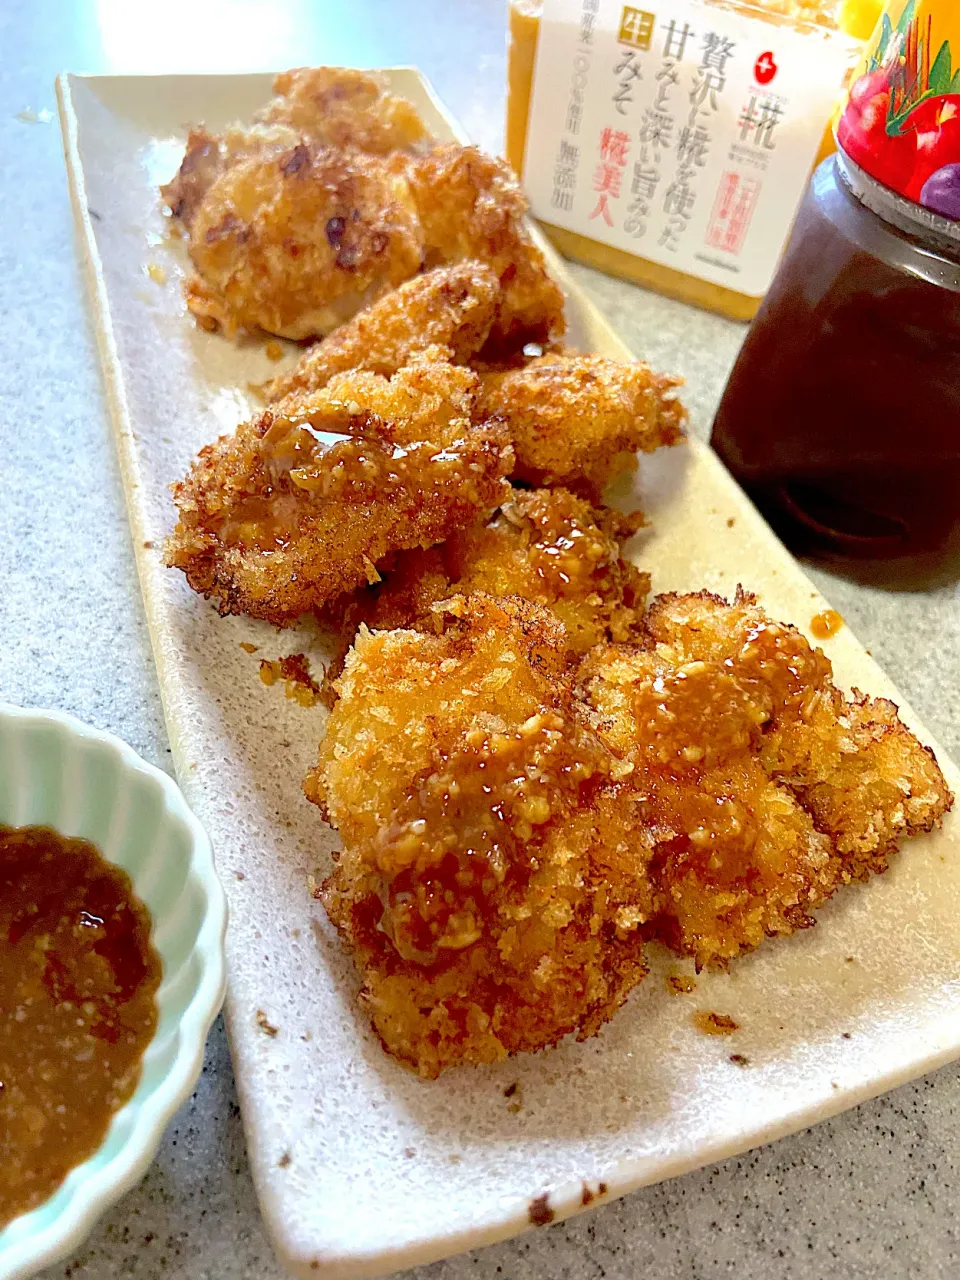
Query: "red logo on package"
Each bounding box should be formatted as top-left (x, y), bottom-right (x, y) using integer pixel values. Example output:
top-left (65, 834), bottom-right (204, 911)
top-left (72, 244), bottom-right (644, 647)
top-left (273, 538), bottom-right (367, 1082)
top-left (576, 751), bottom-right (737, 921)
top-left (754, 51), bottom-right (778, 85)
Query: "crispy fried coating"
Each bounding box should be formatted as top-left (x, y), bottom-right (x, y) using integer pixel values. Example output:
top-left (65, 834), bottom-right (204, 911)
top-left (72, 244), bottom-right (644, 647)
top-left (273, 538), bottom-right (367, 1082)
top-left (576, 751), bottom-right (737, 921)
top-left (173, 143), bottom-right (424, 339)
top-left (580, 590), bottom-right (952, 968)
top-left (164, 106), bottom-right (564, 347)
top-left (583, 643), bottom-right (838, 967)
top-left (160, 124), bottom-right (300, 230)
top-left (335, 487), bottom-right (649, 656)
top-left (266, 262), bottom-right (501, 401)
top-left (478, 354), bottom-right (686, 497)
top-left (256, 67), bottom-right (432, 155)
top-left (309, 594), bottom-right (653, 1078)
top-left (764, 688), bottom-right (952, 877)
top-left (161, 127), bottom-right (229, 230)
top-left (641, 593), bottom-right (951, 871)
top-left (398, 145), bottom-right (566, 351)
top-left (165, 355), bottom-right (513, 624)
top-left (162, 69), bottom-right (428, 232)
top-left (311, 585), bottom-right (950, 1069)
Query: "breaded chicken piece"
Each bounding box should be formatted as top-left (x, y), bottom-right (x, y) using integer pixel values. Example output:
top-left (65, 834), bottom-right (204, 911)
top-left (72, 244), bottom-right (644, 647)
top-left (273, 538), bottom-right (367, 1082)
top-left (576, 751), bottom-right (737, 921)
top-left (334, 487), bottom-right (649, 656)
top-left (580, 590), bottom-right (952, 968)
top-left (583, 642), bottom-right (840, 967)
top-left (479, 354), bottom-right (686, 497)
top-left (640, 592), bottom-right (951, 872)
top-left (398, 145), bottom-right (566, 351)
top-left (165, 355), bottom-right (513, 624)
top-left (309, 594), bottom-right (653, 1078)
top-left (164, 119), bottom-right (563, 347)
top-left (764, 691), bottom-right (951, 878)
top-left (170, 142), bottom-right (424, 339)
top-left (160, 123), bottom-right (300, 229)
top-left (161, 66), bottom-right (429, 232)
top-left (161, 127), bottom-right (228, 229)
top-left (266, 262), bottom-right (501, 401)
top-left (255, 67), bottom-right (432, 155)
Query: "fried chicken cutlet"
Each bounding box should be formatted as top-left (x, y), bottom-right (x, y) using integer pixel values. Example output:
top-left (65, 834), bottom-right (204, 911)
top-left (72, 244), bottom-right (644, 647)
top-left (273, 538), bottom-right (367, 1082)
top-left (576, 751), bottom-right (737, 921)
top-left (160, 123), bottom-right (300, 229)
top-left (164, 113), bottom-right (564, 346)
top-left (267, 297), bottom-right (686, 493)
top-left (255, 67), bottom-right (432, 155)
top-left (334, 487), bottom-right (649, 657)
top-left (161, 65), bottom-right (429, 229)
top-left (398, 144), bottom-right (566, 351)
top-left (173, 141), bottom-right (424, 340)
top-left (579, 590), bottom-right (952, 968)
top-left (266, 262), bottom-right (501, 401)
top-left (161, 65), bottom-right (429, 245)
top-left (309, 594), bottom-right (653, 1078)
top-left (163, 70), bottom-right (429, 233)
top-left (479, 353), bottom-right (686, 498)
top-left (166, 354), bottom-right (513, 624)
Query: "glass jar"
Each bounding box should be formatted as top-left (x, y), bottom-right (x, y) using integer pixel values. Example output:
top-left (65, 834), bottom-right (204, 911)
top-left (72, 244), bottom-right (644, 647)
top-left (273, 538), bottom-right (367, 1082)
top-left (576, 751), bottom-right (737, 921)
top-left (710, 146), bottom-right (960, 584)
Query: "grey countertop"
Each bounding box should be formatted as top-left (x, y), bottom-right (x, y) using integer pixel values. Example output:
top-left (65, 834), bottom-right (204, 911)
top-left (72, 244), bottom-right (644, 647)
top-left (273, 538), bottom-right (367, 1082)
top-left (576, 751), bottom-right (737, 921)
top-left (3, 2), bottom-right (959, 1277)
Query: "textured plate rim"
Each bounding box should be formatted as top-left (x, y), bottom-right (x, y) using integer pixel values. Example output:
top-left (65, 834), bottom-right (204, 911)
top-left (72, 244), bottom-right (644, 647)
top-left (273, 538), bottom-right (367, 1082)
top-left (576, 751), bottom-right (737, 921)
top-left (0, 702), bottom-right (228, 1280)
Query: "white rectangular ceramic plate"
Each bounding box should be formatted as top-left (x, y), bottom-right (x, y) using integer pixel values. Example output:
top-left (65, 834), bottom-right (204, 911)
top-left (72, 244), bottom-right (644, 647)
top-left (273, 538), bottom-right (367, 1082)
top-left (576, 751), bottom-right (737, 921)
top-left (59, 69), bottom-right (960, 1280)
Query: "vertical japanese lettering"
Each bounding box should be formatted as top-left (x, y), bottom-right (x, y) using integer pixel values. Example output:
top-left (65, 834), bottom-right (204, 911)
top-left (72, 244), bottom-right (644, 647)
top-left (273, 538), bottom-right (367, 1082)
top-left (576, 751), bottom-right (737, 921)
top-left (626, 17), bottom-right (688, 238)
top-left (613, 48), bottom-right (643, 115)
top-left (591, 126), bottom-right (630, 224)
top-left (554, 0), bottom-right (604, 211)
top-left (661, 29), bottom-right (735, 251)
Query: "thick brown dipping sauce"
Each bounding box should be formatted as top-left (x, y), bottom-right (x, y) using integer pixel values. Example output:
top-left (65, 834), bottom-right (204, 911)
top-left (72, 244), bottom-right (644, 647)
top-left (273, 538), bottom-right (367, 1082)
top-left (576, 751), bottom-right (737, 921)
top-left (0, 825), bottom-right (161, 1229)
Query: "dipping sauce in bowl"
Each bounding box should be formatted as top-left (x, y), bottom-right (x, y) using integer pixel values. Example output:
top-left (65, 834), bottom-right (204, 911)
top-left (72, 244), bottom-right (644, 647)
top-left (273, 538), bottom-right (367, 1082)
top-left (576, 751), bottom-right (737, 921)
top-left (0, 824), bottom-right (161, 1229)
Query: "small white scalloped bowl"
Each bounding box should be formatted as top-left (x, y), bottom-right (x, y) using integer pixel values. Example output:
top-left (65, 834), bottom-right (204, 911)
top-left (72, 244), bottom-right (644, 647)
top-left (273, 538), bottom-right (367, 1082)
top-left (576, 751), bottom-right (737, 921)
top-left (0, 703), bottom-right (227, 1280)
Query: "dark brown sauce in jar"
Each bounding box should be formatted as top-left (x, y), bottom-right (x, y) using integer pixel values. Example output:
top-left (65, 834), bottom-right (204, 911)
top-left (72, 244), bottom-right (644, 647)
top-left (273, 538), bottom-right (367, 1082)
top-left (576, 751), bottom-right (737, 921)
top-left (711, 151), bottom-right (960, 587)
top-left (0, 825), bottom-right (161, 1229)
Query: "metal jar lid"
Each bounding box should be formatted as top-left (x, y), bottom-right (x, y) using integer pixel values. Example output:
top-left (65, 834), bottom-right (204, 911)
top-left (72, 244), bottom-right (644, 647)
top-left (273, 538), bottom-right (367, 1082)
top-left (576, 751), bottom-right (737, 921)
top-left (837, 142), bottom-right (960, 263)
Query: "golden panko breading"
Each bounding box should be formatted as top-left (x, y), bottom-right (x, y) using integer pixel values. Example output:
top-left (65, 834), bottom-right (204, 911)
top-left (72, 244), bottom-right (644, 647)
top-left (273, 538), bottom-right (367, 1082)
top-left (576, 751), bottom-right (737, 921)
top-left (161, 66), bottom-right (429, 232)
top-left (398, 145), bottom-right (566, 351)
top-left (310, 594), bottom-right (653, 1078)
top-left (173, 143), bottom-right (424, 339)
top-left (266, 262), bottom-right (501, 401)
top-left (311, 587), bottom-right (951, 1072)
top-left (579, 590), bottom-right (952, 968)
top-left (764, 689), bottom-right (952, 877)
top-left (479, 354), bottom-right (686, 498)
top-left (255, 67), bottom-right (432, 155)
top-left (163, 74), bottom-right (566, 348)
top-left (161, 127), bottom-right (228, 229)
top-left (642, 593), bottom-right (951, 871)
top-left (160, 124), bottom-right (299, 229)
top-left (335, 487), bottom-right (649, 656)
top-left (165, 355), bottom-right (513, 624)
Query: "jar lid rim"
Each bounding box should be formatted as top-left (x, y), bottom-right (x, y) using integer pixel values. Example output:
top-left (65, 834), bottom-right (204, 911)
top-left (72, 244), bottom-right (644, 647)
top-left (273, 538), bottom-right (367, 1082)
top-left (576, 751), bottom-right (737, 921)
top-left (837, 147), bottom-right (960, 255)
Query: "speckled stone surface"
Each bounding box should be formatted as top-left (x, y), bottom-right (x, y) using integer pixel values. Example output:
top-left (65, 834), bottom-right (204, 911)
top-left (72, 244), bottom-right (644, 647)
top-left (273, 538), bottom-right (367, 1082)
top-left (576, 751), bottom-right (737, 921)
top-left (2, 2), bottom-right (960, 1277)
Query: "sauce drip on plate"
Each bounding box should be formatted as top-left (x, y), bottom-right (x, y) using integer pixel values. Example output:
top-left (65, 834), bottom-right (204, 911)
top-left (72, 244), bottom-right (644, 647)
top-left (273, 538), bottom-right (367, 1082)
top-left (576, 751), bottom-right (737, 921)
top-left (810, 609), bottom-right (844, 640)
top-left (0, 825), bottom-right (161, 1228)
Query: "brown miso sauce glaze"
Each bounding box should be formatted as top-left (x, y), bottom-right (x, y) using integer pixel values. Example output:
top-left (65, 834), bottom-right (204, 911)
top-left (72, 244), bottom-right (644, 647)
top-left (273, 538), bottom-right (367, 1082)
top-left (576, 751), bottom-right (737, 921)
top-left (0, 825), bottom-right (161, 1228)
